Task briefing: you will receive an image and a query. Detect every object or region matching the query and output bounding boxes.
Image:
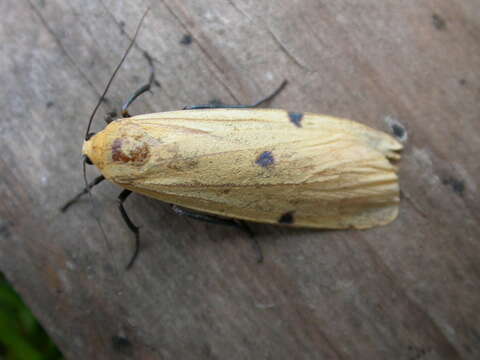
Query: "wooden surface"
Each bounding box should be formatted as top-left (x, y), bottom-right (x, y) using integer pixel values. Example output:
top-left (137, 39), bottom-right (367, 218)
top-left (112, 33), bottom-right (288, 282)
top-left (1, 0), bottom-right (479, 359)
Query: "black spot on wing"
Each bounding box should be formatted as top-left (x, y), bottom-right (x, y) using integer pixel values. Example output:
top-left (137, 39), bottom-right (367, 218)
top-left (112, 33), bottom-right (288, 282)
top-left (278, 211), bottom-right (295, 224)
top-left (255, 151), bottom-right (275, 168)
top-left (288, 112), bottom-right (303, 127)
top-left (392, 123), bottom-right (405, 138)
top-left (385, 116), bottom-right (407, 141)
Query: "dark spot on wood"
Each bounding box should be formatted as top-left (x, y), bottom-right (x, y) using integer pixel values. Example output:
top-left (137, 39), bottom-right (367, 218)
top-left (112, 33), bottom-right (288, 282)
top-left (468, 326), bottom-right (480, 345)
top-left (118, 21), bottom-right (126, 36)
top-left (432, 14), bottom-right (447, 30)
top-left (202, 343), bottom-right (216, 359)
top-left (112, 138), bottom-right (150, 164)
top-left (112, 335), bottom-right (133, 355)
top-left (255, 151), bottom-right (275, 168)
top-left (288, 112), bottom-right (303, 127)
top-left (223, 189), bottom-right (231, 194)
top-left (0, 219), bottom-right (12, 239)
top-left (442, 177), bottom-right (465, 196)
top-left (46, 101), bottom-right (54, 108)
top-left (406, 345), bottom-right (431, 360)
top-left (459, 78), bottom-right (467, 86)
top-left (278, 211), bottom-right (295, 224)
top-left (392, 123), bottom-right (405, 138)
top-left (180, 34), bottom-right (193, 45)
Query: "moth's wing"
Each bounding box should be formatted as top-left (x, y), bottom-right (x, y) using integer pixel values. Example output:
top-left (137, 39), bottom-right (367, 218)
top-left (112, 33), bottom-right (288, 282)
top-left (103, 110), bottom-right (402, 229)
top-left (133, 109), bottom-right (402, 158)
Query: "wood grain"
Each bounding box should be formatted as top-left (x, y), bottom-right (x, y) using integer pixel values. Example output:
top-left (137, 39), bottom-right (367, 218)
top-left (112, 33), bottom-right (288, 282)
top-left (1, 0), bottom-right (479, 359)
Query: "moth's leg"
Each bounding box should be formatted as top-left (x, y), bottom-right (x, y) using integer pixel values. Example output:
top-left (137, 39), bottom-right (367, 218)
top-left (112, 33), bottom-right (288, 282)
top-left (183, 80), bottom-right (287, 110)
top-left (121, 52), bottom-right (157, 118)
top-left (60, 175), bottom-right (105, 212)
top-left (249, 79), bottom-right (288, 108)
top-left (118, 190), bottom-right (140, 269)
top-left (171, 205), bottom-right (263, 263)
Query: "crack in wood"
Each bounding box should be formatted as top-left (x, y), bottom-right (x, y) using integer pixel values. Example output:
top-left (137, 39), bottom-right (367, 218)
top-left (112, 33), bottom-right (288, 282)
top-left (26, 0), bottom-right (101, 98)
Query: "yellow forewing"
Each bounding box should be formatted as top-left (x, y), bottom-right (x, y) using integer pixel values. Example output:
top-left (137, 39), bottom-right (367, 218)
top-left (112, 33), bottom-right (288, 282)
top-left (83, 109), bottom-right (402, 229)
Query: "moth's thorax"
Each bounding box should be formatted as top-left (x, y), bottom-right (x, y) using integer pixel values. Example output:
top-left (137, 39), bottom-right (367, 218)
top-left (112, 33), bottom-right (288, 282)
top-left (82, 119), bottom-right (154, 173)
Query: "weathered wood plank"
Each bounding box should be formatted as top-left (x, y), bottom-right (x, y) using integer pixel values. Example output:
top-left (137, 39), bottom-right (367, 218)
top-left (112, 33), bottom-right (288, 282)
top-left (1, 0), bottom-right (479, 359)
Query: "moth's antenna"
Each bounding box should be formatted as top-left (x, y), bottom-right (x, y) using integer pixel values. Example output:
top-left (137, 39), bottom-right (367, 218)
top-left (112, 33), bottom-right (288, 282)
top-left (82, 156), bottom-right (111, 258)
top-left (85, 8), bottom-right (150, 139)
top-left (81, 9), bottom-right (149, 270)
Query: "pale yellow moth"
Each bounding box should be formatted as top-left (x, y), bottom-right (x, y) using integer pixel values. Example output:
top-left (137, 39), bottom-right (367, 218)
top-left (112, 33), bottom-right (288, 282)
top-left (84, 109), bottom-right (402, 230)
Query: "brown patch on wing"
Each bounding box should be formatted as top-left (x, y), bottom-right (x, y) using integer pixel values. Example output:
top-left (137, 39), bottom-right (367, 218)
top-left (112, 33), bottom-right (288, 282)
top-left (167, 158), bottom-right (199, 171)
top-left (112, 138), bottom-right (150, 164)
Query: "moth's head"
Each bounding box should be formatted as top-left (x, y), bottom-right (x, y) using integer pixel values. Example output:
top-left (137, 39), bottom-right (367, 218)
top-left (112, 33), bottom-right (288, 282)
top-left (82, 131), bottom-right (104, 169)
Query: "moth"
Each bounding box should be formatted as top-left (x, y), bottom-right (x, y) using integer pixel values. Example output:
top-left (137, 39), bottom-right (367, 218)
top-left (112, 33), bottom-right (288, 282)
top-left (63, 10), bottom-right (402, 268)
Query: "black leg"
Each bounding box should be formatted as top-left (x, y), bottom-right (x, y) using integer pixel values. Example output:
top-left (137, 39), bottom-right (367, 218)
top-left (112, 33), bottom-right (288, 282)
top-left (250, 79), bottom-right (288, 107)
top-left (183, 80), bottom-right (287, 110)
top-left (121, 52), bottom-right (157, 118)
top-left (118, 190), bottom-right (140, 269)
top-left (60, 175), bottom-right (105, 212)
top-left (171, 205), bottom-right (263, 263)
